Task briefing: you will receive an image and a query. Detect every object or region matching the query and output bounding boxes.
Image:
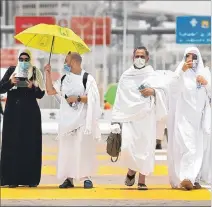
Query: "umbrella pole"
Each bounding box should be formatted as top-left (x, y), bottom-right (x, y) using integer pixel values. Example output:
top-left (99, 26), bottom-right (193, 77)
top-left (48, 36), bottom-right (55, 64)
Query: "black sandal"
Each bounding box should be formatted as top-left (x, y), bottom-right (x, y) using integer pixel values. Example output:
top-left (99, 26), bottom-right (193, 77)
top-left (125, 173), bottom-right (136, 186)
top-left (138, 183), bottom-right (148, 190)
top-left (84, 180), bottom-right (93, 189)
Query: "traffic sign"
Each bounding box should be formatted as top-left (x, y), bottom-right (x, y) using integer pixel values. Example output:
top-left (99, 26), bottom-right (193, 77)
top-left (15, 16), bottom-right (56, 44)
top-left (176, 16), bottom-right (211, 44)
top-left (70, 17), bottom-right (111, 45)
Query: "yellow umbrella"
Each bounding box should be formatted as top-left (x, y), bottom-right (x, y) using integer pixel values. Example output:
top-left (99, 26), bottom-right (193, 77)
top-left (14, 23), bottom-right (90, 63)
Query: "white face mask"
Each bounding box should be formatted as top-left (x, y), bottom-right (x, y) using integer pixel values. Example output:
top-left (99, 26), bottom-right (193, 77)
top-left (134, 58), bottom-right (146, 69)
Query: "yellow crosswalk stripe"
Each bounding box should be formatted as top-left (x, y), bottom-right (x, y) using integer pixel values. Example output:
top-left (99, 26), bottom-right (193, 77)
top-left (3, 145), bottom-right (208, 202)
top-left (42, 165), bottom-right (168, 176)
top-left (42, 155), bottom-right (113, 161)
top-left (1, 184), bottom-right (210, 200)
top-left (42, 155), bottom-right (57, 161)
top-left (43, 145), bottom-right (107, 154)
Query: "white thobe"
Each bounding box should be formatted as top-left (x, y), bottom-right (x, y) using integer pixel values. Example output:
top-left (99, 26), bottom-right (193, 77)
top-left (168, 53), bottom-right (211, 187)
top-left (54, 71), bottom-right (101, 181)
top-left (112, 65), bottom-right (168, 175)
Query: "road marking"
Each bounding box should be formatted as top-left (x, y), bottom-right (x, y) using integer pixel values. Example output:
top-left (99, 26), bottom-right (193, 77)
top-left (42, 165), bottom-right (168, 176)
top-left (43, 147), bottom-right (58, 153)
top-left (43, 147), bottom-right (168, 155)
top-left (42, 155), bottom-right (57, 161)
top-left (1, 184), bottom-right (210, 200)
top-left (43, 155), bottom-right (112, 161)
top-left (97, 155), bottom-right (110, 161)
top-left (42, 153), bottom-right (167, 161)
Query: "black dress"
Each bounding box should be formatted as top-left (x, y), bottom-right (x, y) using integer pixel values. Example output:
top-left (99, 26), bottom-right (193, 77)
top-left (0, 66), bottom-right (45, 186)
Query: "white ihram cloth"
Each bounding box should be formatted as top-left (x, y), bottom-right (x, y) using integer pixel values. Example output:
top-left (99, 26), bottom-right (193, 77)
top-left (54, 70), bottom-right (101, 181)
top-left (155, 70), bottom-right (175, 140)
top-left (167, 47), bottom-right (211, 188)
top-left (112, 65), bottom-right (168, 175)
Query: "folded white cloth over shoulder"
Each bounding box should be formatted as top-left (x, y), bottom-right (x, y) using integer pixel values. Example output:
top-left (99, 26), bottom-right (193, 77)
top-left (110, 124), bottom-right (121, 134)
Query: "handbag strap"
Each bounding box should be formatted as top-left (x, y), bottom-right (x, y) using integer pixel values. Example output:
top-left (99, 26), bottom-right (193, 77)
top-left (111, 156), bottom-right (119, 162)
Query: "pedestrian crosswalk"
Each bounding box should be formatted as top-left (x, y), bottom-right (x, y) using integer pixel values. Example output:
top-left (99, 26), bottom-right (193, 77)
top-left (1, 142), bottom-right (211, 202)
top-left (1, 184), bottom-right (210, 200)
top-left (41, 164), bottom-right (168, 176)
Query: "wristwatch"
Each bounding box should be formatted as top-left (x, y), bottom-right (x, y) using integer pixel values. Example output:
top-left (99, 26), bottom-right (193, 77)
top-left (77, 95), bottom-right (81, 102)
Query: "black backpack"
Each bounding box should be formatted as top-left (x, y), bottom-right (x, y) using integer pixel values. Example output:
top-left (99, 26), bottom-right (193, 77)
top-left (60, 72), bottom-right (89, 95)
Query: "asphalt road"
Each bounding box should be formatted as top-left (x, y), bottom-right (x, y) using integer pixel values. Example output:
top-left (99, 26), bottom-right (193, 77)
top-left (1, 135), bottom-right (211, 206)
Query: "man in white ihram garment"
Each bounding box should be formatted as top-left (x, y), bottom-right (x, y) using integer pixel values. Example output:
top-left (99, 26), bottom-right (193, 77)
top-left (44, 52), bottom-right (101, 189)
top-left (111, 46), bottom-right (168, 190)
top-left (167, 47), bottom-right (211, 191)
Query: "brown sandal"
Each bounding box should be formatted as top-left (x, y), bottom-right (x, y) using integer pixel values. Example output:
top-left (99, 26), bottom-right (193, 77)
top-left (180, 179), bottom-right (193, 190)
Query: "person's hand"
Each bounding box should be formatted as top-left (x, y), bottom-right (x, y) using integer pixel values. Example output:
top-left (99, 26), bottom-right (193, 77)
top-left (196, 75), bottom-right (208, 85)
top-left (182, 60), bottom-right (193, 72)
top-left (44, 64), bottom-right (51, 75)
top-left (140, 88), bottom-right (155, 97)
top-left (10, 73), bottom-right (18, 85)
top-left (66, 96), bottom-right (78, 103)
top-left (26, 80), bottom-right (33, 88)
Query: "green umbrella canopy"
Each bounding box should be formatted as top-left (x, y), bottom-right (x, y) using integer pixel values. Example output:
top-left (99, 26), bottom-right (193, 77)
top-left (104, 83), bottom-right (118, 105)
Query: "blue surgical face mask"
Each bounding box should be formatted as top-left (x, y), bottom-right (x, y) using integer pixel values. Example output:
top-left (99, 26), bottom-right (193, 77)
top-left (19, 62), bottom-right (30, 71)
top-left (64, 63), bottom-right (71, 73)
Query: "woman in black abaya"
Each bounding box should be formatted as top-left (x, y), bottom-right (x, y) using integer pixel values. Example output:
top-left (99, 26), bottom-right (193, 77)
top-left (0, 49), bottom-right (45, 188)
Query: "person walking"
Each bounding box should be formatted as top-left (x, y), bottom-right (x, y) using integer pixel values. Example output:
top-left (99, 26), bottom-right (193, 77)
top-left (111, 47), bottom-right (168, 190)
top-left (0, 49), bottom-right (45, 188)
top-left (168, 47), bottom-right (211, 190)
top-left (44, 52), bottom-right (101, 189)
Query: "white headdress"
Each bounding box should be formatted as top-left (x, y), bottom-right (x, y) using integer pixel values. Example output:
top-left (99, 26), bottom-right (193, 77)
top-left (175, 47), bottom-right (205, 75)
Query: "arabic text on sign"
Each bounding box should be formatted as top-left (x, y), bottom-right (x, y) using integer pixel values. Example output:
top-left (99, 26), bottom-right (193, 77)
top-left (21, 24), bottom-right (34, 29)
top-left (179, 38), bottom-right (210, 43)
top-left (179, 32), bottom-right (198, 37)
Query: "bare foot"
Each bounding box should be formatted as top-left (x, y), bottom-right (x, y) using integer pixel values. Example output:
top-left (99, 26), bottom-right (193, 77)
top-left (180, 179), bottom-right (193, 190)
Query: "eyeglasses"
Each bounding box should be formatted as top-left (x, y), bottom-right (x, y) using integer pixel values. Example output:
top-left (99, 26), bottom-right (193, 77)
top-left (135, 55), bottom-right (145, 59)
top-left (19, 58), bottom-right (30, 62)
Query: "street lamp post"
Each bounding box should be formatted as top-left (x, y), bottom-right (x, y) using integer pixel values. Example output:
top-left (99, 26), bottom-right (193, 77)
top-left (92, 5), bottom-right (108, 106)
top-left (122, 1), bottom-right (127, 74)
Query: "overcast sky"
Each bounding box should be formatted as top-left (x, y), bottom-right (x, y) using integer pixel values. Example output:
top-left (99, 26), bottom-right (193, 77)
top-left (139, 1), bottom-right (211, 16)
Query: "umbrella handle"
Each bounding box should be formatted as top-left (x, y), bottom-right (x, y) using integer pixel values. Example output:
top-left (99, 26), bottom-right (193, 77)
top-left (48, 36), bottom-right (55, 64)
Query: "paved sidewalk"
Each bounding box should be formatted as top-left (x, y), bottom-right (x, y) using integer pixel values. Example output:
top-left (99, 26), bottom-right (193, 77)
top-left (1, 135), bottom-right (211, 206)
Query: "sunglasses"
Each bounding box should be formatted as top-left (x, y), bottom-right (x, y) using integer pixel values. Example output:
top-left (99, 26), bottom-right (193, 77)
top-left (135, 55), bottom-right (145, 59)
top-left (19, 58), bottom-right (30, 62)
